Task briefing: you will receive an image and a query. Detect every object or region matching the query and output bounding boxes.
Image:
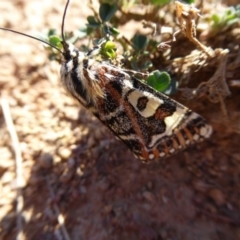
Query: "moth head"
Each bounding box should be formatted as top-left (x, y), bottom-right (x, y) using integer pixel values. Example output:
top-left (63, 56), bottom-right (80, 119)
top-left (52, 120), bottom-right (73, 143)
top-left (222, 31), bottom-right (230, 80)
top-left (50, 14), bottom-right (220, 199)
top-left (61, 41), bottom-right (82, 63)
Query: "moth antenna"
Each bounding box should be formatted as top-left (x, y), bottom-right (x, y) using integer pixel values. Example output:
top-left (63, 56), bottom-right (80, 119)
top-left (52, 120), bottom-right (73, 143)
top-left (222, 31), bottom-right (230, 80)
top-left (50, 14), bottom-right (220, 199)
top-left (0, 27), bottom-right (63, 54)
top-left (60, 0), bottom-right (73, 61)
top-left (61, 0), bottom-right (71, 44)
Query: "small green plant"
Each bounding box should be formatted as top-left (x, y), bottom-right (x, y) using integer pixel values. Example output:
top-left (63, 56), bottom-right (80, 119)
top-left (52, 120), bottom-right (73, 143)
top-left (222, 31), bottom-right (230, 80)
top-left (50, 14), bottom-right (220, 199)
top-left (39, 1), bottom-right (179, 93)
top-left (147, 70), bottom-right (171, 92)
top-left (100, 40), bottom-right (117, 59)
top-left (210, 5), bottom-right (240, 33)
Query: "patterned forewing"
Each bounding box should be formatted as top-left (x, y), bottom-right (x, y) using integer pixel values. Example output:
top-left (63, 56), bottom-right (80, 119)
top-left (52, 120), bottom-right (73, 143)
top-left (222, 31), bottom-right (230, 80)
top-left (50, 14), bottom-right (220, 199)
top-left (61, 48), bottom-right (212, 162)
top-left (94, 63), bottom-right (212, 162)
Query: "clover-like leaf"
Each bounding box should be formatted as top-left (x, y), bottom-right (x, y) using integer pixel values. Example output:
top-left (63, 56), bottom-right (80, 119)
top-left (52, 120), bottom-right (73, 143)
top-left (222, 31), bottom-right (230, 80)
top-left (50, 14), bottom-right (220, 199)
top-left (87, 16), bottom-right (101, 29)
top-left (147, 70), bottom-right (171, 92)
top-left (48, 35), bottom-right (62, 49)
top-left (67, 28), bottom-right (88, 44)
top-left (131, 34), bottom-right (148, 51)
top-left (47, 29), bottom-right (57, 37)
top-left (141, 61), bottom-right (153, 70)
top-left (99, 3), bottom-right (117, 22)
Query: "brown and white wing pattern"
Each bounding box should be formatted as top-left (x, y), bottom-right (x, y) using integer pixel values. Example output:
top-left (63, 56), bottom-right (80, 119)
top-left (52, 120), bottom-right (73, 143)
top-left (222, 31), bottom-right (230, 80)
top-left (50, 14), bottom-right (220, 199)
top-left (92, 63), bottom-right (212, 162)
top-left (60, 44), bottom-right (212, 162)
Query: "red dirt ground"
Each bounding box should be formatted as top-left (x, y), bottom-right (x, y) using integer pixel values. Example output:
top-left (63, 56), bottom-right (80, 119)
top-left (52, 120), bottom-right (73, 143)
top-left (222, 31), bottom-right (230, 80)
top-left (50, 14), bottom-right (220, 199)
top-left (0, 1), bottom-right (240, 240)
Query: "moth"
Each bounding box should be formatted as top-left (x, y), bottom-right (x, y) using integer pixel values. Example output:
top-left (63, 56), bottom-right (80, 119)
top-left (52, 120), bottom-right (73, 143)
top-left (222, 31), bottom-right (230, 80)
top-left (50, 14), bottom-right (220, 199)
top-left (0, 0), bottom-right (212, 162)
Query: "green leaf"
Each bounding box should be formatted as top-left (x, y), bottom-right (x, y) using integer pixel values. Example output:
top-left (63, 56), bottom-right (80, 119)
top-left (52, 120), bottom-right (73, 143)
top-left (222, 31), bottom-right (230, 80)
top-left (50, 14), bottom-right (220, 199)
top-left (150, 0), bottom-right (171, 6)
top-left (109, 27), bottom-right (119, 35)
top-left (101, 41), bottom-right (117, 59)
top-left (147, 70), bottom-right (171, 92)
top-left (142, 51), bottom-right (150, 56)
top-left (181, 0), bottom-right (194, 3)
top-left (131, 34), bottom-right (148, 51)
top-left (226, 18), bottom-right (238, 26)
top-left (211, 14), bottom-right (220, 24)
top-left (48, 29), bottom-right (57, 37)
top-left (103, 25), bottom-right (120, 36)
top-left (87, 16), bottom-right (101, 28)
top-left (36, 33), bottom-right (48, 42)
top-left (141, 61), bottom-right (152, 70)
top-left (66, 29), bottom-right (87, 45)
top-left (99, 3), bottom-right (117, 22)
top-left (48, 35), bottom-right (62, 49)
top-left (131, 61), bottom-right (139, 71)
top-left (163, 78), bottom-right (178, 95)
top-left (211, 6), bottom-right (240, 31)
top-left (104, 41), bottom-right (116, 50)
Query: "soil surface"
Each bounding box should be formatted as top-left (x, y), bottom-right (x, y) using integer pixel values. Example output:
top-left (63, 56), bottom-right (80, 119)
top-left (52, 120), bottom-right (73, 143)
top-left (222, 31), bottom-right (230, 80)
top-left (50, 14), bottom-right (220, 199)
top-left (0, 1), bottom-right (240, 240)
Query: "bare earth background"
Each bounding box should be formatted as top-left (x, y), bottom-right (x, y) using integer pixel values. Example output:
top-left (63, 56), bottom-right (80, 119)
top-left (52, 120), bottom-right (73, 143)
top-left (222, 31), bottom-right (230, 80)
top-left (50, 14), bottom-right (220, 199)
top-left (0, 0), bottom-right (240, 239)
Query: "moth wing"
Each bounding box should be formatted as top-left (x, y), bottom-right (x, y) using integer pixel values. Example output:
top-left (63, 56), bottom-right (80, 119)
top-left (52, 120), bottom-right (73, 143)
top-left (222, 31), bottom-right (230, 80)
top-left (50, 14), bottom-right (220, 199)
top-left (95, 65), bottom-right (212, 162)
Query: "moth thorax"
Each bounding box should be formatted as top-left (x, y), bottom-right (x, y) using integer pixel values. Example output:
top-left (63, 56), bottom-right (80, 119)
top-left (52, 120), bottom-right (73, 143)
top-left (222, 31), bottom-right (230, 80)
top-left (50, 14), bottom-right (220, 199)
top-left (60, 48), bottom-right (105, 108)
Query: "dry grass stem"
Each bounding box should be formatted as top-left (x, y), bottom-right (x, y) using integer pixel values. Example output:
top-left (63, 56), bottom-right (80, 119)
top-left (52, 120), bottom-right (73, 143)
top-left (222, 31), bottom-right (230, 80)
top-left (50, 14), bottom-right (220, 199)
top-left (175, 1), bottom-right (214, 57)
top-left (1, 98), bottom-right (24, 240)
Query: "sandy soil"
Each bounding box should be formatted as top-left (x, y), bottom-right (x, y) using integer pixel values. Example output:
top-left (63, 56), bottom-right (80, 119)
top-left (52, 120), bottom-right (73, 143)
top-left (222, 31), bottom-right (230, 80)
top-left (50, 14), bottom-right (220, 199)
top-left (0, 1), bottom-right (240, 240)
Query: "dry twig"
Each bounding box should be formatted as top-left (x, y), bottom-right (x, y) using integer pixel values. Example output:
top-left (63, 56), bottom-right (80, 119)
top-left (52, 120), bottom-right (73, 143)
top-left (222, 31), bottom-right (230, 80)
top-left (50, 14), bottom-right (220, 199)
top-left (175, 1), bottom-right (214, 57)
top-left (1, 98), bottom-right (24, 240)
top-left (197, 49), bottom-right (230, 116)
top-left (158, 1), bottom-right (214, 56)
top-left (179, 49), bottom-right (230, 117)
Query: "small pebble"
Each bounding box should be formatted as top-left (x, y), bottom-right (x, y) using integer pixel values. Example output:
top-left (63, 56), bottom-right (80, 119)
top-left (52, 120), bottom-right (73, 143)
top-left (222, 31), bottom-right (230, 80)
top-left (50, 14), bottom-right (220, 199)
top-left (57, 147), bottom-right (71, 159)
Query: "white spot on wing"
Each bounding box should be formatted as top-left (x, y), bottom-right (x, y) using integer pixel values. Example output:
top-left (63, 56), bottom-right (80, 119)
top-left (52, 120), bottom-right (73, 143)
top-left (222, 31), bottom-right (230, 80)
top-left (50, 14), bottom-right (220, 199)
top-left (127, 90), bottom-right (164, 117)
top-left (122, 79), bottom-right (133, 92)
top-left (193, 134), bottom-right (200, 141)
top-left (200, 125), bottom-right (212, 138)
top-left (164, 106), bottom-right (187, 135)
top-left (160, 152), bottom-right (165, 157)
top-left (148, 106), bottom-right (187, 148)
top-left (149, 154), bottom-right (154, 159)
top-left (169, 148), bottom-right (175, 153)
